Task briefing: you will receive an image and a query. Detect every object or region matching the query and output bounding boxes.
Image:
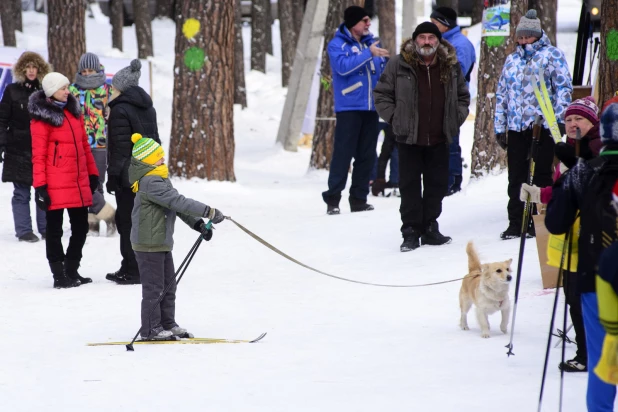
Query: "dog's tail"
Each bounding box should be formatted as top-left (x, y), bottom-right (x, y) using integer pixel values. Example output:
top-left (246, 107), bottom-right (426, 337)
top-left (466, 241), bottom-right (482, 273)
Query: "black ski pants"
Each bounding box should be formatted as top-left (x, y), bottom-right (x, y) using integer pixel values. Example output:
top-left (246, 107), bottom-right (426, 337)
top-left (115, 187), bottom-right (139, 275)
top-left (398, 142), bottom-right (449, 234)
top-left (564, 271), bottom-right (587, 361)
top-left (506, 128), bottom-right (555, 227)
top-left (45, 207), bottom-right (89, 264)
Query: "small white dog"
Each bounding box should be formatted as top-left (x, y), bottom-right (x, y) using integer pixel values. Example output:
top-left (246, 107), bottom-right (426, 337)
top-left (459, 242), bottom-right (513, 338)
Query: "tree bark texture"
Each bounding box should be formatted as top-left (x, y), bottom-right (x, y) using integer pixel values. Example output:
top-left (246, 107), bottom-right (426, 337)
top-left (471, 0), bottom-right (527, 177)
top-left (110, 0), bottom-right (123, 51)
top-left (13, 0), bottom-right (22, 32)
top-left (265, 0), bottom-right (273, 55)
top-left (597, 0), bottom-right (618, 105)
top-left (0, 0), bottom-right (17, 47)
top-left (169, 0), bottom-right (235, 181)
top-left (279, 0), bottom-right (304, 87)
top-left (155, 0), bottom-right (175, 19)
top-left (134, 0), bottom-right (154, 58)
top-left (471, 0), bottom-right (483, 25)
top-left (47, 0), bottom-right (86, 78)
top-left (528, 0), bottom-right (557, 47)
top-left (310, 0), bottom-right (363, 170)
top-left (251, 0), bottom-right (268, 73)
top-left (377, 0), bottom-right (396, 56)
top-left (234, 0), bottom-right (248, 108)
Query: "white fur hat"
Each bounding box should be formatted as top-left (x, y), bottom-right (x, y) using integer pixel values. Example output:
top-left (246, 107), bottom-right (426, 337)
top-left (42, 72), bottom-right (70, 97)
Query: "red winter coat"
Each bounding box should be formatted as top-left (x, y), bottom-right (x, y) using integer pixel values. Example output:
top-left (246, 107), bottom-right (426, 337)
top-left (29, 91), bottom-right (98, 210)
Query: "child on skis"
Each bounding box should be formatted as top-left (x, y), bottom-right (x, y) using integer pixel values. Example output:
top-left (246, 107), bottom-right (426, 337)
top-left (128, 133), bottom-right (225, 340)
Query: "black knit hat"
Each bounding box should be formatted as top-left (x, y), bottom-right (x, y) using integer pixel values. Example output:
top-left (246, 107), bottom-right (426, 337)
top-left (344, 6), bottom-right (370, 29)
top-left (430, 6), bottom-right (457, 28)
top-left (413, 22), bottom-right (442, 41)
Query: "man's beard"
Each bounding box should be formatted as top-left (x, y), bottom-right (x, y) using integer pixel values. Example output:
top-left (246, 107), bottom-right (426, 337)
top-left (416, 43), bottom-right (437, 57)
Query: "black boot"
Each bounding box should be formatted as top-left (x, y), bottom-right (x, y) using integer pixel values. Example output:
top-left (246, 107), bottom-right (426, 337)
top-left (65, 259), bottom-right (92, 284)
top-left (421, 222), bottom-right (452, 246)
top-left (445, 175), bottom-right (462, 197)
top-left (50, 261), bottom-right (80, 289)
top-left (500, 223), bottom-right (521, 240)
top-left (114, 271), bottom-right (141, 285)
top-left (400, 228), bottom-right (421, 252)
top-left (349, 197), bottom-right (374, 213)
top-left (324, 194), bottom-right (341, 215)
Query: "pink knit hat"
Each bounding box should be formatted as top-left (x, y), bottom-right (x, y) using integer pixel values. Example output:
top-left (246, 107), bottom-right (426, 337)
top-left (565, 96), bottom-right (599, 125)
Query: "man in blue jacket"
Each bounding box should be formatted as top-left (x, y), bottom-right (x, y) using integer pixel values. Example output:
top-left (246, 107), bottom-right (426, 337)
top-left (322, 6), bottom-right (389, 215)
top-left (431, 6), bottom-right (475, 196)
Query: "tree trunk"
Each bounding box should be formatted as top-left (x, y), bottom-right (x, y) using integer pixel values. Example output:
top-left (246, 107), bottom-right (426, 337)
top-left (471, 0), bottom-right (483, 25)
top-left (0, 0), bottom-right (17, 47)
top-left (234, 0), bottom-right (248, 108)
top-left (13, 0), bottom-right (22, 32)
top-left (265, 0), bottom-right (273, 55)
top-left (377, 0), bottom-right (395, 56)
top-left (279, 0), bottom-right (304, 87)
top-left (597, 0), bottom-right (618, 105)
top-left (110, 0), bottom-right (123, 51)
top-left (435, 0), bottom-right (458, 11)
top-left (251, 0), bottom-right (267, 73)
top-left (310, 0), bottom-right (363, 170)
top-left (47, 0), bottom-right (86, 78)
top-left (155, 0), bottom-right (175, 19)
top-left (134, 0), bottom-right (154, 58)
top-left (168, 0), bottom-right (235, 181)
top-left (529, 0), bottom-right (557, 47)
top-left (471, 0), bottom-right (527, 177)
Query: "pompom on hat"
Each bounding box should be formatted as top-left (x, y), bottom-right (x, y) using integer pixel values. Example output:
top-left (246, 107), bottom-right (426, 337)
top-left (112, 59), bottom-right (141, 92)
top-left (516, 9), bottom-right (542, 39)
top-left (131, 133), bottom-right (165, 165)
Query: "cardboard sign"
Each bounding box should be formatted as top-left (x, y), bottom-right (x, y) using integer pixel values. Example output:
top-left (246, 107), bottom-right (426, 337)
top-left (533, 213), bottom-right (563, 289)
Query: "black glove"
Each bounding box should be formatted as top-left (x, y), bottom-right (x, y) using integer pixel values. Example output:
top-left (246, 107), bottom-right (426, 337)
top-left (194, 219), bottom-right (213, 241)
top-left (558, 123), bottom-right (566, 137)
top-left (89, 175), bottom-right (99, 194)
top-left (0, 146), bottom-right (4, 163)
top-left (496, 133), bottom-right (507, 150)
top-left (554, 142), bottom-right (577, 169)
top-left (371, 178), bottom-right (387, 196)
top-left (206, 207), bottom-right (225, 224)
top-left (106, 176), bottom-right (119, 195)
top-left (35, 185), bottom-right (51, 211)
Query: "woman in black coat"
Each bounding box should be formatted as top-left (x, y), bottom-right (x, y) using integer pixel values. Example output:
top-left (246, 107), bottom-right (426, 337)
top-left (0, 52), bottom-right (51, 242)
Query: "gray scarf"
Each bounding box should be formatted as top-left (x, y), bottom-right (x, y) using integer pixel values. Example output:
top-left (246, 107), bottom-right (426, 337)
top-left (74, 71), bottom-right (106, 90)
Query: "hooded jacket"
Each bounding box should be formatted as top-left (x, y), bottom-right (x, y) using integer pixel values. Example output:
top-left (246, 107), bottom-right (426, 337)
top-left (129, 158), bottom-right (211, 252)
top-left (328, 23), bottom-right (386, 112)
top-left (29, 92), bottom-right (98, 210)
top-left (373, 38), bottom-right (470, 145)
top-left (69, 75), bottom-right (112, 149)
top-left (442, 26), bottom-right (476, 82)
top-left (494, 32), bottom-right (572, 134)
top-left (0, 52), bottom-right (51, 185)
top-left (107, 86), bottom-right (159, 189)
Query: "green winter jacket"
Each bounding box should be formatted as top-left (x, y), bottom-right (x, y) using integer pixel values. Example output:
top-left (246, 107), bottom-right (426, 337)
top-left (129, 158), bottom-right (210, 252)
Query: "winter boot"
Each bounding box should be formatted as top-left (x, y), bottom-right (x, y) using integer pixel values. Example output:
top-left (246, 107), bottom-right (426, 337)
top-left (445, 175), bottom-right (462, 197)
top-left (168, 326), bottom-right (194, 338)
top-left (18, 232), bottom-right (39, 243)
top-left (324, 193), bottom-right (341, 215)
top-left (421, 222), bottom-right (452, 246)
top-left (88, 213), bottom-right (100, 236)
top-left (500, 223), bottom-right (521, 240)
top-left (349, 197), bottom-right (374, 213)
top-left (327, 204), bottom-right (341, 215)
top-left (559, 355), bottom-right (587, 372)
top-left (65, 259), bottom-right (92, 284)
top-left (50, 261), bottom-right (80, 289)
top-left (400, 228), bottom-right (421, 252)
top-left (141, 329), bottom-right (175, 341)
top-left (113, 271), bottom-right (141, 285)
top-left (96, 202), bottom-right (117, 236)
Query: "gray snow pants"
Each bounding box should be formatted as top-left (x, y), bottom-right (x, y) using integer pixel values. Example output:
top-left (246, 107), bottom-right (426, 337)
top-left (12, 182), bottom-right (46, 237)
top-left (89, 148), bottom-right (107, 215)
top-left (135, 251), bottom-right (178, 338)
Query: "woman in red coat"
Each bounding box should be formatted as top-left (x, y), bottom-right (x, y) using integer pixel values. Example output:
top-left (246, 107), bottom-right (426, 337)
top-left (29, 72), bottom-right (99, 288)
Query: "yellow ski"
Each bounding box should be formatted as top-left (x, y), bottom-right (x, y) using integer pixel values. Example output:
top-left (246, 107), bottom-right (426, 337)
top-left (87, 332), bottom-right (267, 346)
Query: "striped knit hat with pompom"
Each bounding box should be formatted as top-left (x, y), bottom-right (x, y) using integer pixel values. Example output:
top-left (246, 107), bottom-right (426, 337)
top-left (131, 133), bottom-right (164, 165)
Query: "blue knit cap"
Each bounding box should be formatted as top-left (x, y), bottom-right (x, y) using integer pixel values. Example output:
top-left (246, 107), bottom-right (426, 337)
top-left (600, 103), bottom-right (618, 145)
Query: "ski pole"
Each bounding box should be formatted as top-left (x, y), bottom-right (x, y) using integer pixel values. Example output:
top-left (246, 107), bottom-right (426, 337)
top-left (507, 116), bottom-right (544, 357)
top-left (575, 127), bottom-right (581, 158)
top-left (126, 221), bottom-right (212, 352)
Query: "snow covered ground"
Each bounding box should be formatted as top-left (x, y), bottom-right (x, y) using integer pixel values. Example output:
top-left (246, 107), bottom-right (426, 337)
top-left (0, 4), bottom-right (606, 411)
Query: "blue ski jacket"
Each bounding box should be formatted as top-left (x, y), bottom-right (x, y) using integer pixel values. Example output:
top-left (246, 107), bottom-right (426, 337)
top-left (494, 32), bottom-right (572, 134)
top-left (327, 24), bottom-right (386, 113)
top-left (442, 26), bottom-right (476, 82)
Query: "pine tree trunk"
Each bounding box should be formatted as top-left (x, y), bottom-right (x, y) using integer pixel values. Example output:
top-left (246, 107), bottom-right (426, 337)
top-left (13, 0), bottom-right (22, 32)
top-left (47, 0), bottom-right (86, 78)
top-left (529, 0), bottom-right (557, 46)
top-left (265, 0), bottom-right (273, 55)
top-left (471, 0), bottom-right (483, 25)
top-left (111, 0), bottom-right (124, 51)
top-left (292, 0), bottom-right (304, 28)
top-left (279, 0), bottom-right (304, 87)
top-left (168, 0), bottom-right (235, 181)
top-left (0, 0), bottom-right (17, 47)
top-left (155, 0), bottom-right (175, 19)
top-left (597, 0), bottom-right (618, 105)
top-left (234, 0), bottom-right (248, 108)
top-left (377, 0), bottom-right (395, 56)
top-left (251, 0), bottom-right (267, 73)
top-left (134, 0), bottom-right (154, 58)
top-left (310, 0), bottom-right (363, 170)
top-left (471, 0), bottom-right (527, 177)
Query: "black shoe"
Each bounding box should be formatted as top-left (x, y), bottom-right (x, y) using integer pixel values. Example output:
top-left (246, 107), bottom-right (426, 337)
top-left (65, 259), bottom-right (92, 284)
top-left (18, 232), bottom-right (39, 243)
top-left (349, 197), bottom-right (374, 213)
top-left (559, 356), bottom-right (587, 372)
top-left (50, 261), bottom-right (80, 289)
top-left (109, 271), bottom-right (141, 285)
top-left (421, 222), bottom-right (452, 246)
top-left (106, 269), bottom-right (125, 282)
top-left (401, 232), bottom-right (421, 252)
top-left (445, 175), bottom-right (462, 197)
top-left (327, 204), bottom-right (340, 215)
top-left (500, 224), bottom-right (521, 240)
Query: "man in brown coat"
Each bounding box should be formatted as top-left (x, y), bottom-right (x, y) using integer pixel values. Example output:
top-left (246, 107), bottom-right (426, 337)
top-left (374, 22), bottom-right (470, 252)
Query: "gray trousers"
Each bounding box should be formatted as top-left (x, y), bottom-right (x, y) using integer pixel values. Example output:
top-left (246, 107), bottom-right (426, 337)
top-left (90, 148), bottom-right (107, 215)
top-left (135, 251), bottom-right (178, 338)
top-left (12, 183), bottom-right (46, 237)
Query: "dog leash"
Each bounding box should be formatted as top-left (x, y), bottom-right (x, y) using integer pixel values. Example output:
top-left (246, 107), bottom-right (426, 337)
top-left (225, 216), bottom-right (466, 288)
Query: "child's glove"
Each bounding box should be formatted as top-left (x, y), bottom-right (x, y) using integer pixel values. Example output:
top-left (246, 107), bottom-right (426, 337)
top-left (519, 183), bottom-right (541, 203)
top-left (35, 186), bottom-right (51, 211)
top-left (194, 220), bottom-right (213, 241)
top-left (207, 207), bottom-right (225, 224)
top-left (89, 175), bottom-right (99, 194)
top-left (595, 334), bottom-right (618, 385)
